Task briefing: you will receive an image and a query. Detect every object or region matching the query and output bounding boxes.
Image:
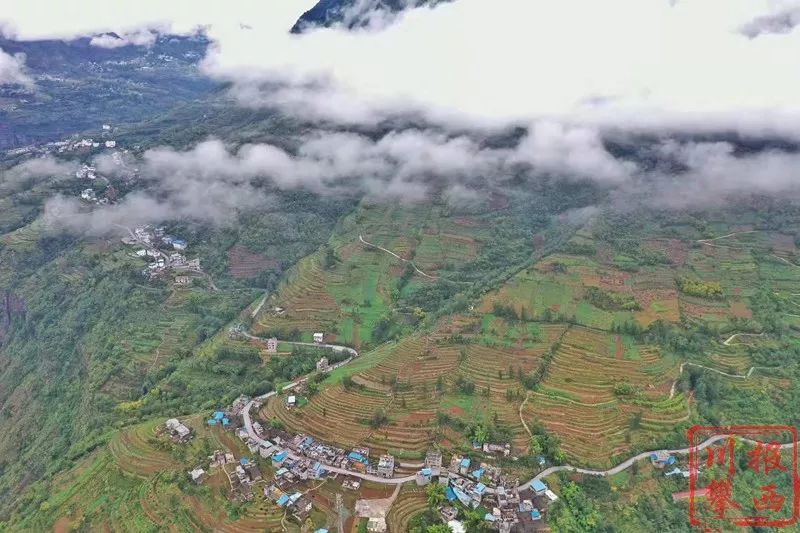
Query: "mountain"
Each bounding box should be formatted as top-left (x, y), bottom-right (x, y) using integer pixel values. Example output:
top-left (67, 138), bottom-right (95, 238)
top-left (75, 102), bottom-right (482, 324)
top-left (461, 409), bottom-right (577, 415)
top-left (291, 0), bottom-right (453, 32)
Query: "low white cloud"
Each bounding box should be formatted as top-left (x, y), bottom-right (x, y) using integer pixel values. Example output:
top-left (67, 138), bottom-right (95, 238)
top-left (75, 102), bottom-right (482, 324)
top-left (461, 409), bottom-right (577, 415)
top-left (0, 47), bottom-right (33, 87)
top-left (2, 0), bottom-right (799, 137)
top-left (1, 156), bottom-right (77, 189)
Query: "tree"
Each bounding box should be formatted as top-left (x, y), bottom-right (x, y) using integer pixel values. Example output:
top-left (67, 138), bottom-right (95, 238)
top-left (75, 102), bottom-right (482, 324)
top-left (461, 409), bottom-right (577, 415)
top-left (426, 525), bottom-right (452, 533)
top-left (472, 424), bottom-right (489, 445)
top-left (426, 483), bottom-right (446, 510)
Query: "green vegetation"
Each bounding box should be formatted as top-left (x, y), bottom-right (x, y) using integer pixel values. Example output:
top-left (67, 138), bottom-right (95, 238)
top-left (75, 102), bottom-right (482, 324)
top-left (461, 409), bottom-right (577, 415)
top-left (676, 276), bottom-right (724, 299)
top-left (585, 287), bottom-right (640, 311)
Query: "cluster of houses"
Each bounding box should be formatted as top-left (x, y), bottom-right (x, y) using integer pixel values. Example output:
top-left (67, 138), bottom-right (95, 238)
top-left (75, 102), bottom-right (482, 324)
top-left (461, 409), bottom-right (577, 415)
top-left (121, 225), bottom-right (199, 281)
top-left (406, 452), bottom-right (555, 532)
top-left (197, 390), bottom-right (566, 531)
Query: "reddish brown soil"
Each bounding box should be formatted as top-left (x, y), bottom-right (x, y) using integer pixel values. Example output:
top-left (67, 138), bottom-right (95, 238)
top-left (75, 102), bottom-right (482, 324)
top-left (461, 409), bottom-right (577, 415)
top-left (53, 517), bottom-right (73, 533)
top-left (403, 411), bottom-right (434, 424)
top-left (729, 301), bottom-right (753, 319)
top-left (228, 245), bottom-right (278, 279)
top-left (448, 406), bottom-right (465, 417)
top-left (615, 336), bottom-right (624, 360)
top-left (360, 485), bottom-right (395, 499)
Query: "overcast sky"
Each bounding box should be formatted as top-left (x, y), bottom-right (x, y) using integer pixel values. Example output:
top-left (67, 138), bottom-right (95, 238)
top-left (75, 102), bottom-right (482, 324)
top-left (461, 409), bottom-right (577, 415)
top-left (2, 0), bottom-right (799, 135)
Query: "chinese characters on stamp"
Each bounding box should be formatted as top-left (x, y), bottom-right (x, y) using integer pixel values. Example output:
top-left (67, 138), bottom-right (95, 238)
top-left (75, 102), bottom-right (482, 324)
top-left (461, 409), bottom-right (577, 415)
top-left (688, 425), bottom-right (799, 529)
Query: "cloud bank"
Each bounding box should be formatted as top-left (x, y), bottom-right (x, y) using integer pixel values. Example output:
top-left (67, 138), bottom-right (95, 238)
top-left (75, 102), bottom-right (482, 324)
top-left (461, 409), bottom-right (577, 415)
top-left (0, 47), bottom-right (33, 87)
top-left (31, 123), bottom-right (800, 234)
top-left (2, 0), bottom-right (800, 137)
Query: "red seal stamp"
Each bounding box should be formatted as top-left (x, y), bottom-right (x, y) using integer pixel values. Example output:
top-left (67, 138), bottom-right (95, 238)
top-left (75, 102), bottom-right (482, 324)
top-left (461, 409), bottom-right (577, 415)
top-left (688, 425), bottom-right (800, 529)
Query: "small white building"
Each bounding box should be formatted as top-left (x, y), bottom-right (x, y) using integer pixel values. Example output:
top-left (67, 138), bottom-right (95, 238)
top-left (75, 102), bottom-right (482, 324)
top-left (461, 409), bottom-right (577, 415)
top-left (105, 140), bottom-right (116, 148)
top-left (287, 395), bottom-right (297, 408)
top-left (266, 338), bottom-right (278, 353)
top-left (313, 332), bottom-right (324, 344)
top-left (189, 468), bottom-right (206, 484)
top-left (367, 518), bottom-right (387, 533)
top-left (102, 124), bottom-right (112, 130)
top-left (316, 357), bottom-right (329, 372)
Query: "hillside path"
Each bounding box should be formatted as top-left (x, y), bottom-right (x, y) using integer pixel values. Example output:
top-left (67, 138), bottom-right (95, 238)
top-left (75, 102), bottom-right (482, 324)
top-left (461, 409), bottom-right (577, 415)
top-left (359, 234), bottom-right (438, 279)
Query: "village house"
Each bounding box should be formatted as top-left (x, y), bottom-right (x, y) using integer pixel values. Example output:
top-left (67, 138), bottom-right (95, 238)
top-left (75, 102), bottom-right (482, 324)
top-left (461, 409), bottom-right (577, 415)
top-left (105, 140), bottom-right (116, 148)
top-left (272, 450), bottom-right (289, 468)
top-left (483, 442), bottom-right (511, 457)
top-left (266, 337), bottom-right (278, 353)
top-left (377, 454), bottom-right (395, 478)
top-left (287, 395), bottom-right (297, 408)
top-left (367, 517), bottom-right (387, 533)
top-left (207, 410), bottom-right (230, 428)
top-left (313, 332), bottom-right (324, 344)
top-left (189, 468), bottom-right (206, 484)
top-left (416, 468), bottom-right (433, 486)
top-left (292, 496), bottom-right (313, 521)
top-left (175, 276), bottom-right (191, 286)
top-left (165, 418), bottom-right (192, 443)
top-left (316, 357), bottom-right (329, 372)
top-left (209, 450), bottom-right (235, 467)
top-left (650, 450), bottom-right (676, 469)
top-left (425, 448), bottom-right (443, 470)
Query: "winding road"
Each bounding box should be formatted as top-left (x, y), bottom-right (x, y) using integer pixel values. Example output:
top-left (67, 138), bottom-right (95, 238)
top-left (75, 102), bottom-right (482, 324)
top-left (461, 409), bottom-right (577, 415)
top-left (239, 335), bottom-right (421, 485)
top-left (236, 335), bottom-right (796, 495)
top-left (522, 434), bottom-right (799, 490)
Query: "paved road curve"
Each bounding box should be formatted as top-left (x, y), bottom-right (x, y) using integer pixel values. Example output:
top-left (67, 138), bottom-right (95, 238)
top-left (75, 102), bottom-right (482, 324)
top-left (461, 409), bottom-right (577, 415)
top-left (520, 434), bottom-right (799, 491)
top-left (239, 336), bottom-right (419, 485)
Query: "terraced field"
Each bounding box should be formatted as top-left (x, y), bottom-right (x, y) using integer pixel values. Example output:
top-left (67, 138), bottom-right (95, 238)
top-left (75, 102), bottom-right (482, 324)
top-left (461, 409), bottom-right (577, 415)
top-left (109, 420), bottom-right (174, 476)
top-left (386, 485), bottom-right (427, 532)
top-left (255, 204), bottom-right (491, 347)
top-left (523, 327), bottom-right (687, 467)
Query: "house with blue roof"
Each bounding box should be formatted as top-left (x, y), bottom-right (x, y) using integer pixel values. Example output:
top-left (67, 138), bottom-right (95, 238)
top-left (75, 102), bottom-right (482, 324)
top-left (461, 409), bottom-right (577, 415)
top-left (484, 513), bottom-right (497, 522)
top-left (531, 509), bottom-right (542, 521)
top-left (222, 417), bottom-right (230, 427)
top-left (240, 457), bottom-right (249, 466)
top-left (446, 487), bottom-right (457, 501)
top-left (474, 483), bottom-right (487, 495)
top-left (538, 455), bottom-right (546, 466)
top-left (213, 411), bottom-right (225, 420)
top-left (416, 468), bottom-right (433, 486)
top-left (277, 494), bottom-right (290, 506)
top-left (207, 418), bottom-right (217, 426)
top-left (315, 529), bottom-right (329, 533)
top-left (650, 450), bottom-right (675, 469)
top-left (471, 468), bottom-right (484, 480)
top-left (272, 450), bottom-right (289, 467)
top-left (532, 479), bottom-right (548, 495)
top-left (459, 457), bottom-right (471, 475)
top-left (348, 451), bottom-right (368, 464)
